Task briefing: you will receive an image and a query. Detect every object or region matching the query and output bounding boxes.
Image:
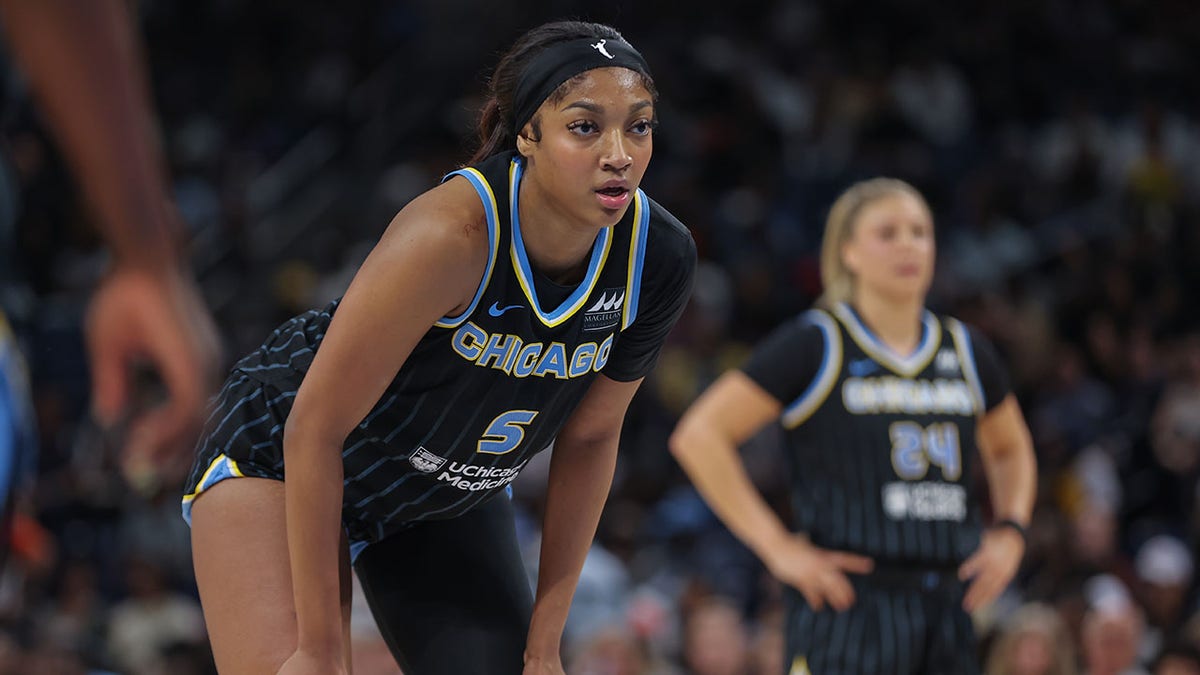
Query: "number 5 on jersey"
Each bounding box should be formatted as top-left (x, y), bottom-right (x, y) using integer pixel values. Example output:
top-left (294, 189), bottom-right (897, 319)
top-left (889, 421), bottom-right (961, 481)
top-left (478, 410), bottom-right (539, 455)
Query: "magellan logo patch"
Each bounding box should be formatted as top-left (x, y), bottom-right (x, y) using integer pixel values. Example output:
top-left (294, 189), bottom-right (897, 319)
top-left (409, 446), bottom-right (447, 473)
top-left (583, 288), bottom-right (624, 332)
top-left (935, 349), bottom-right (960, 374)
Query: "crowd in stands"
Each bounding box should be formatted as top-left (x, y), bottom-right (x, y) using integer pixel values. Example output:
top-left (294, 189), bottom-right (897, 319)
top-left (2, 1), bottom-right (1199, 672)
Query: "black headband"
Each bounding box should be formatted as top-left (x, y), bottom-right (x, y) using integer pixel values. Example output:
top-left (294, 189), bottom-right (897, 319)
top-left (512, 37), bottom-right (652, 135)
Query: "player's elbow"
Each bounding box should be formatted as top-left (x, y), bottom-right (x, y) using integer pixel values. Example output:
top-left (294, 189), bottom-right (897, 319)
top-left (668, 415), bottom-right (706, 461)
top-left (282, 405), bottom-right (347, 458)
top-left (980, 422), bottom-right (1035, 465)
top-left (555, 425), bottom-right (620, 457)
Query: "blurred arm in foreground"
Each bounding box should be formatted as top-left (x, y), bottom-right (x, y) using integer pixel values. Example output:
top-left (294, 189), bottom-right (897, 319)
top-left (0, 0), bottom-right (220, 483)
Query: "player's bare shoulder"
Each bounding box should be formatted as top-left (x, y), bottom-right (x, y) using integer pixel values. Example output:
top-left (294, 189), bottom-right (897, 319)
top-left (385, 177), bottom-right (488, 260)
top-left (427, 174), bottom-right (493, 238)
top-left (367, 177), bottom-right (491, 314)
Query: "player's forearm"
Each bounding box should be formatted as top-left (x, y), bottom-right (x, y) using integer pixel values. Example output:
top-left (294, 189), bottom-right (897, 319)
top-left (526, 434), bottom-right (619, 657)
top-left (669, 421), bottom-right (790, 561)
top-left (283, 427), bottom-right (346, 656)
top-left (980, 441), bottom-right (1036, 525)
top-left (0, 0), bottom-right (182, 269)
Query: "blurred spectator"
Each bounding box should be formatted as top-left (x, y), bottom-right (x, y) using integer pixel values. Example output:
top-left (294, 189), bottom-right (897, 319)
top-left (155, 641), bottom-right (217, 675)
top-left (523, 532), bottom-right (635, 655)
top-left (20, 642), bottom-right (91, 675)
top-left (1032, 345), bottom-right (1115, 455)
top-left (1153, 644), bottom-right (1200, 675)
top-left (3, 1), bottom-right (1200, 672)
top-left (1068, 503), bottom-right (1125, 575)
top-left (30, 560), bottom-right (106, 666)
top-left (1133, 536), bottom-right (1195, 658)
top-left (0, 630), bottom-right (21, 675)
top-left (1080, 583), bottom-right (1149, 675)
top-left (681, 596), bottom-right (748, 675)
top-left (1149, 365), bottom-right (1200, 477)
top-left (105, 557), bottom-right (204, 675)
top-left (985, 602), bottom-right (1078, 675)
top-left (568, 625), bottom-right (671, 675)
top-left (746, 604), bottom-right (784, 675)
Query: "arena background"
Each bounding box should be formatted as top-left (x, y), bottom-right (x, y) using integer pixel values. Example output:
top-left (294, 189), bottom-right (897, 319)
top-left (2, 1), bottom-right (1199, 673)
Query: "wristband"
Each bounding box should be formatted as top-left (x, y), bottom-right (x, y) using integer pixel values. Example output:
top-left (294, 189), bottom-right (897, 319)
top-left (993, 518), bottom-right (1028, 542)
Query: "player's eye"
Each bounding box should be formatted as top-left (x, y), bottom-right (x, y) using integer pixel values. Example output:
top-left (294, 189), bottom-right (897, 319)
top-left (629, 119), bottom-right (658, 136)
top-left (567, 120), bottom-right (599, 135)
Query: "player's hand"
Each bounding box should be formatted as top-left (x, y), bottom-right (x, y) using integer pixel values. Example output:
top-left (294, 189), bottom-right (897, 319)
top-left (762, 534), bottom-right (874, 612)
top-left (958, 526), bottom-right (1024, 612)
top-left (86, 265), bottom-right (219, 488)
top-left (522, 653), bottom-right (566, 674)
top-left (276, 647), bottom-right (347, 675)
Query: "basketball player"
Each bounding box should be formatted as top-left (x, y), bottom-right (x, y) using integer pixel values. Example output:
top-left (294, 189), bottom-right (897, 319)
top-left (0, 0), bottom-right (219, 540)
top-left (183, 20), bottom-right (696, 675)
top-left (670, 178), bottom-right (1036, 674)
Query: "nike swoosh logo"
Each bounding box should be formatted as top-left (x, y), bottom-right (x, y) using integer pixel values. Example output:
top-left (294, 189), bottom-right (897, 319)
top-left (488, 302), bottom-right (523, 317)
top-left (847, 359), bottom-right (878, 377)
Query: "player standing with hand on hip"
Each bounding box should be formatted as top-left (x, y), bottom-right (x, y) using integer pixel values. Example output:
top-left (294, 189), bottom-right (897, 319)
top-left (671, 178), bottom-right (1036, 674)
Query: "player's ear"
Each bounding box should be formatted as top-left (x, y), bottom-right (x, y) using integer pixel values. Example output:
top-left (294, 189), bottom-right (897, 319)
top-left (515, 132), bottom-right (535, 158)
top-left (841, 241), bottom-right (860, 275)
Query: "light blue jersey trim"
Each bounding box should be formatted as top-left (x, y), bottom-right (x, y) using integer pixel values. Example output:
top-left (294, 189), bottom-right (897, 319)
top-left (180, 454), bottom-right (246, 526)
top-left (781, 310), bottom-right (843, 429)
top-left (349, 540), bottom-right (370, 564)
top-left (832, 302), bottom-right (941, 377)
top-left (621, 190), bottom-right (650, 330)
top-left (508, 158), bottom-right (612, 328)
top-left (946, 318), bottom-right (986, 414)
top-left (434, 168), bottom-right (500, 328)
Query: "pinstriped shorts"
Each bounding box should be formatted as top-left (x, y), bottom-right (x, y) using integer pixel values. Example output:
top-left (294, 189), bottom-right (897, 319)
top-left (181, 371), bottom-right (389, 562)
top-left (181, 372), bottom-right (290, 524)
top-left (785, 572), bottom-right (979, 675)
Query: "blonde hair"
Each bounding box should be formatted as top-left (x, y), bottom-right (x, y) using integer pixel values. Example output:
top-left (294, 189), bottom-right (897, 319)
top-left (817, 177), bottom-right (929, 308)
top-left (985, 603), bottom-right (1078, 675)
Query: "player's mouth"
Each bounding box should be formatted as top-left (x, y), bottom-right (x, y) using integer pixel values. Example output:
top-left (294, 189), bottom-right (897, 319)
top-left (596, 182), bottom-right (631, 210)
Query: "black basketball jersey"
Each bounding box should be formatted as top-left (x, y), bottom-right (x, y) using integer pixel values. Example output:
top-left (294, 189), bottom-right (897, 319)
top-left (741, 302), bottom-right (1009, 566)
top-left (227, 151), bottom-right (695, 543)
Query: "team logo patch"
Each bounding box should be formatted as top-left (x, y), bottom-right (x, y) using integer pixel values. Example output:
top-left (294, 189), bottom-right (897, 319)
top-left (583, 287), bottom-right (624, 332)
top-left (935, 349), bottom-right (960, 374)
top-left (409, 446), bottom-right (447, 473)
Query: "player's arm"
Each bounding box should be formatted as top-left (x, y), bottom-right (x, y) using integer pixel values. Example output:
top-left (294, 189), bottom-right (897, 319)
top-left (956, 325), bottom-right (1037, 612)
top-left (525, 220), bottom-right (694, 671)
top-left (958, 394), bottom-right (1037, 612)
top-left (524, 374), bottom-right (642, 671)
top-left (670, 318), bottom-right (872, 611)
top-left (0, 0), bottom-right (221, 479)
top-left (977, 395), bottom-right (1036, 531)
top-left (280, 179), bottom-right (486, 670)
top-left (0, 0), bottom-right (179, 267)
top-left (669, 372), bottom-right (792, 562)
